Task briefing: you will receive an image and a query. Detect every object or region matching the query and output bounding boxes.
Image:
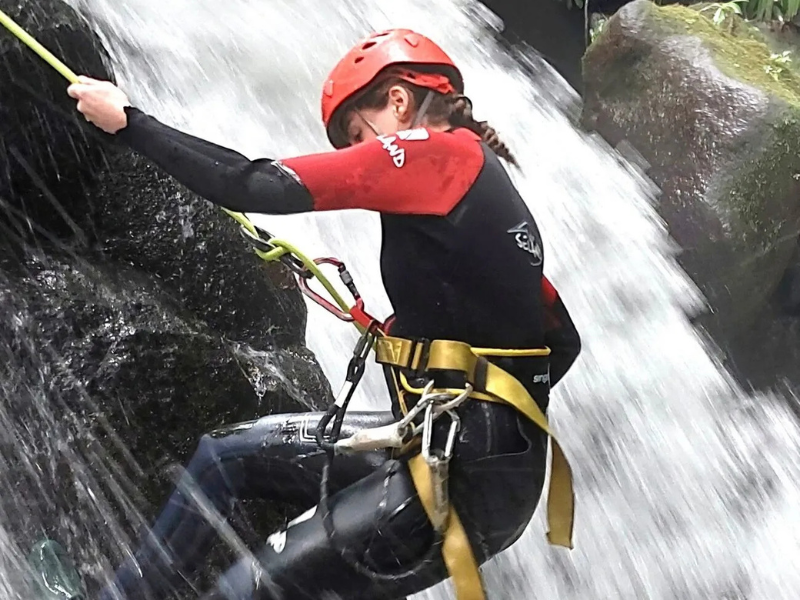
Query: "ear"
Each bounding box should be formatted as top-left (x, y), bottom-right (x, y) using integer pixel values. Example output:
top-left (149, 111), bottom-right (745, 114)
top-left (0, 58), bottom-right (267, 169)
top-left (387, 85), bottom-right (413, 125)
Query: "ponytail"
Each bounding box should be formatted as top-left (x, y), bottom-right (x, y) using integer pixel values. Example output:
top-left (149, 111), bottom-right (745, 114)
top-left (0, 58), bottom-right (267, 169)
top-left (444, 94), bottom-right (518, 167)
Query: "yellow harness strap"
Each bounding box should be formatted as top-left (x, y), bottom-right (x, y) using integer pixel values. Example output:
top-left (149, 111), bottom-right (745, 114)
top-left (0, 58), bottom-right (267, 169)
top-left (376, 336), bottom-right (575, 599)
top-left (407, 456), bottom-right (485, 599)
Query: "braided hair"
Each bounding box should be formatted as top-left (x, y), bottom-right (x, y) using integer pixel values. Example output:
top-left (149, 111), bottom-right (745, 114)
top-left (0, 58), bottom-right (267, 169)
top-left (349, 72), bottom-right (518, 167)
top-left (442, 93), bottom-right (518, 167)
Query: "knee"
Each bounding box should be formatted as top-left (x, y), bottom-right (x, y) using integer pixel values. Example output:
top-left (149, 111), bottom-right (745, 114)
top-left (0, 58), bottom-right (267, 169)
top-left (186, 433), bottom-right (222, 474)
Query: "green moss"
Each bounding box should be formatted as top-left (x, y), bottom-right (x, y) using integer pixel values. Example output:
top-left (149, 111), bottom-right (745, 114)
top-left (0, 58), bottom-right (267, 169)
top-left (644, 2), bottom-right (800, 251)
top-left (723, 112), bottom-right (800, 248)
top-left (651, 3), bottom-right (800, 106)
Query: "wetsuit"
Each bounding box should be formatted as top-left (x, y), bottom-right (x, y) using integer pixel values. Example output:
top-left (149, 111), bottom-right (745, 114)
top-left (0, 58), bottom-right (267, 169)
top-left (96, 108), bottom-right (581, 600)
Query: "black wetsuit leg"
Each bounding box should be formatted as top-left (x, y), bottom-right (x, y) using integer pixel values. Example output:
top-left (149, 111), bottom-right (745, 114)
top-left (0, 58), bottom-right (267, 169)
top-left (198, 401), bottom-right (548, 600)
top-left (97, 411), bottom-right (395, 600)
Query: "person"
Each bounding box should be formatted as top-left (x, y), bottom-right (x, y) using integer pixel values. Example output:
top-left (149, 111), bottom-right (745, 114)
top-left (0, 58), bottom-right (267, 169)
top-left (39, 28), bottom-right (581, 600)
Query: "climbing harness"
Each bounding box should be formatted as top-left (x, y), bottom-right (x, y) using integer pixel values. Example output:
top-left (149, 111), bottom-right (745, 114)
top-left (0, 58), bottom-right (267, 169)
top-left (212, 212), bottom-right (580, 600)
top-left (0, 12), bottom-right (575, 600)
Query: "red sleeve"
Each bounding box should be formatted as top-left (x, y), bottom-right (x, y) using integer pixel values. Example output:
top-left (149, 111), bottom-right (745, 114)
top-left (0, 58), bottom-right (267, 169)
top-left (542, 276), bottom-right (558, 308)
top-left (542, 275), bottom-right (561, 330)
top-left (278, 128), bottom-right (484, 216)
top-left (541, 275), bottom-right (582, 386)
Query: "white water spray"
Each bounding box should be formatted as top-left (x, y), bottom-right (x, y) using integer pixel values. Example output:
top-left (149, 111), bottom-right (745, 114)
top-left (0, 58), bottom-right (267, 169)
top-left (63, 0), bottom-right (800, 597)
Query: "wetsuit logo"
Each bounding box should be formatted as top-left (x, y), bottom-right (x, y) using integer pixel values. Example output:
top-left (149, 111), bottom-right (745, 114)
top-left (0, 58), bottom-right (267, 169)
top-left (376, 134), bottom-right (406, 168)
top-left (507, 221), bottom-right (543, 266)
top-left (396, 128), bottom-right (430, 141)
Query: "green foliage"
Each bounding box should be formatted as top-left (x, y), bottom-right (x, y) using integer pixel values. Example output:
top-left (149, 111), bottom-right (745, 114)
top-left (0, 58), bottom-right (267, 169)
top-left (654, 4), bottom-right (800, 105)
top-left (698, 0), bottom-right (748, 27)
top-left (564, 0), bottom-right (800, 23)
top-left (694, 0), bottom-right (798, 75)
top-left (766, 50), bottom-right (794, 80)
top-left (589, 14), bottom-right (609, 42)
top-left (739, 0), bottom-right (800, 22)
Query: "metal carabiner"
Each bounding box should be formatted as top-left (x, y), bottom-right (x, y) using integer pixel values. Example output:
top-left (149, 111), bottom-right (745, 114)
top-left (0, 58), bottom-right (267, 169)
top-left (421, 403), bottom-right (462, 533)
top-left (397, 380), bottom-right (436, 429)
top-left (334, 325), bottom-right (378, 408)
top-left (441, 409), bottom-right (461, 460)
top-left (297, 257), bottom-right (354, 321)
top-left (431, 384), bottom-right (473, 417)
top-left (334, 381), bottom-right (435, 455)
top-left (237, 222), bottom-right (274, 252)
top-left (422, 405), bottom-right (460, 462)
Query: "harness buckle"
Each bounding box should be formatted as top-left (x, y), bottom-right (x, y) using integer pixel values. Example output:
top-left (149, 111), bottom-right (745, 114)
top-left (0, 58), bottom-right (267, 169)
top-left (408, 338), bottom-right (432, 378)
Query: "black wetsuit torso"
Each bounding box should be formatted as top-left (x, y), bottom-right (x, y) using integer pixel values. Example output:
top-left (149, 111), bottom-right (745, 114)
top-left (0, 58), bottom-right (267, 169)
top-left (380, 144), bottom-right (547, 348)
top-left (118, 107), bottom-right (580, 390)
top-left (94, 108), bottom-right (582, 600)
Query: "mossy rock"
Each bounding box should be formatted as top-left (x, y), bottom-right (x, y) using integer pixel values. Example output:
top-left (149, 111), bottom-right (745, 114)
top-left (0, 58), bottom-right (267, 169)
top-left (582, 0), bottom-right (800, 337)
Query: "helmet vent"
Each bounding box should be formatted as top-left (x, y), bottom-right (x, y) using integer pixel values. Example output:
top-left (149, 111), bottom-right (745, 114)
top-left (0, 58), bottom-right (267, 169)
top-left (361, 41), bottom-right (377, 50)
top-left (404, 33), bottom-right (420, 47)
top-left (354, 56), bottom-right (365, 64)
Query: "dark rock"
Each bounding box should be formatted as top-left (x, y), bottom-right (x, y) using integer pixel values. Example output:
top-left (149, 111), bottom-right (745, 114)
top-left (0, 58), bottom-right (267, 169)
top-left (0, 0), bottom-right (336, 594)
top-left (7, 249), bottom-right (319, 484)
top-left (0, 0), bottom-right (308, 348)
top-left (0, 0), bottom-right (114, 242)
top-left (0, 246), bottom-right (330, 596)
top-left (480, 0), bottom-right (588, 90)
top-left (93, 151), bottom-right (309, 348)
top-left (724, 240), bottom-right (800, 391)
top-left (477, 0), bottom-right (688, 93)
top-left (724, 300), bottom-right (800, 392)
top-left (582, 0), bottom-right (800, 338)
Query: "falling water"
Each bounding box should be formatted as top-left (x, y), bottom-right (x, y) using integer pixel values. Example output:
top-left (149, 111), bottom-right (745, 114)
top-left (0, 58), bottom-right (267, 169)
top-left (20, 0), bottom-right (800, 597)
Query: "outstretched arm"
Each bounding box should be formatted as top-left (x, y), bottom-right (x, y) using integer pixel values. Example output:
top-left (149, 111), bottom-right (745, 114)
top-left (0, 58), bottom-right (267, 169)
top-left (68, 77), bottom-right (485, 217)
top-left (68, 76), bottom-right (313, 214)
top-left (118, 107), bottom-right (313, 214)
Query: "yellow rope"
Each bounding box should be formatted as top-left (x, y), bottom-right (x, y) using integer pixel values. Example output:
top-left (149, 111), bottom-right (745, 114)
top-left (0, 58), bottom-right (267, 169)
top-left (0, 9), bottom-right (79, 84)
top-left (0, 14), bottom-right (355, 324)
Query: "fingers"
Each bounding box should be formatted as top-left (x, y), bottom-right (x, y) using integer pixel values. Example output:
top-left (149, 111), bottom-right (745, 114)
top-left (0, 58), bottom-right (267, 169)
top-left (67, 83), bottom-right (84, 99)
top-left (74, 99), bottom-right (91, 121)
top-left (65, 75), bottom-right (131, 133)
top-left (67, 75), bottom-right (112, 98)
top-left (77, 75), bottom-right (109, 86)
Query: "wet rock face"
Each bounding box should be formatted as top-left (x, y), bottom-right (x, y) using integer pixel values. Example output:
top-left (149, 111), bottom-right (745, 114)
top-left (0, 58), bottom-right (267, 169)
top-left (0, 0), bottom-right (335, 594)
top-left (0, 252), bottom-right (328, 595)
top-left (0, 0), bottom-right (113, 239)
top-left (582, 0), bottom-right (800, 338)
top-left (0, 0), bottom-right (308, 349)
top-left (93, 151), bottom-right (309, 348)
top-left (724, 242), bottom-right (800, 392)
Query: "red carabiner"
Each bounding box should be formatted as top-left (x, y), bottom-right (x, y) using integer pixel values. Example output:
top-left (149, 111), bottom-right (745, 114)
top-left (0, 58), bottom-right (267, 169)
top-left (297, 257), bottom-right (379, 330)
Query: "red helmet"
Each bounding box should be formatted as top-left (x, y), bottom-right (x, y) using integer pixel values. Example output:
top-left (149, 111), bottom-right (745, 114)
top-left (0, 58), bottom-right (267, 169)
top-left (321, 29), bottom-right (464, 148)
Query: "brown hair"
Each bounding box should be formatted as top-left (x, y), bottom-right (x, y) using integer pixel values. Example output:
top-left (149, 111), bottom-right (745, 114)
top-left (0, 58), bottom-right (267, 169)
top-left (346, 72), bottom-right (519, 168)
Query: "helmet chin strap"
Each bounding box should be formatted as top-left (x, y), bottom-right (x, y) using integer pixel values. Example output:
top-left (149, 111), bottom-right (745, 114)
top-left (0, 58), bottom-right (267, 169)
top-left (355, 90), bottom-right (435, 141)
top-left (356, 110), bottom-right (382, 137)
top-left (411, 91), bottom-right (435, 128)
